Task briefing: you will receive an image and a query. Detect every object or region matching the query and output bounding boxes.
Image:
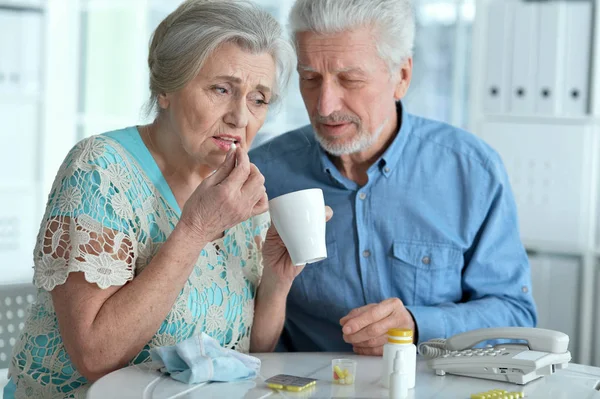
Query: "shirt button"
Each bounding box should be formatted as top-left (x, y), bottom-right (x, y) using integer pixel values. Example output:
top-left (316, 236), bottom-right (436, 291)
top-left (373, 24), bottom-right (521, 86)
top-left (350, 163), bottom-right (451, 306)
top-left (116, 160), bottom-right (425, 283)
top-left (522, 286), bottom-right (529, 293)
top-left (384, 167), bottom-right (391, 173)
top-left (363, 250), bottom-right (371, 258)
top-left (422, 256), bottom-right (430, 265)
top-left (358, 192), bottom-right (367, 200)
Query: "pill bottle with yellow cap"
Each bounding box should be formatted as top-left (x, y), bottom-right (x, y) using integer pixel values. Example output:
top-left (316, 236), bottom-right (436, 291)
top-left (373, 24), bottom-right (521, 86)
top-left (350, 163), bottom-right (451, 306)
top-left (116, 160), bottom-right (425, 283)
top-left (382, 328), bottom-right (416, 389)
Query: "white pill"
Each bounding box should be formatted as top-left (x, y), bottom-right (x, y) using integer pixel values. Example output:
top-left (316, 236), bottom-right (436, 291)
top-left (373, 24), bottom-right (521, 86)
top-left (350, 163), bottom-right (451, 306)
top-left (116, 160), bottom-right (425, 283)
top-left (231, 143), bottom-right (236, 151)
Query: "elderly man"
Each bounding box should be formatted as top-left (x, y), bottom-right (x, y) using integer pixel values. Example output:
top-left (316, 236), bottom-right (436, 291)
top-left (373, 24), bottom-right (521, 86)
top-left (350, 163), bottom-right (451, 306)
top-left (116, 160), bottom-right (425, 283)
top-left (250, 0), bottom-right (536, 354)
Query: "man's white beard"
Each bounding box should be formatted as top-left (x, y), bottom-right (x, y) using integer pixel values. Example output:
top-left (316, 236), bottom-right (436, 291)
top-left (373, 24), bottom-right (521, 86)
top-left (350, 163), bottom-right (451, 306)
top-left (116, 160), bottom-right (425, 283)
top-left (315, 119), bottom-right (388, 156)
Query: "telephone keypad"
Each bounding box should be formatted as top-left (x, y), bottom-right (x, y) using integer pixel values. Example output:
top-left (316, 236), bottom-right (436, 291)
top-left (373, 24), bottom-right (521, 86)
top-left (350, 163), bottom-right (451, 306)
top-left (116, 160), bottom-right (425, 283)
top-left (450, 347), bottom-right (508, 358)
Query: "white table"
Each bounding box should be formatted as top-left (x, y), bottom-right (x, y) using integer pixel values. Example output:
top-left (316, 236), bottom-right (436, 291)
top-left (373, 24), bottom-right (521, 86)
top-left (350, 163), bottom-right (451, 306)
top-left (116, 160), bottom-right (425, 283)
top-left (0, 368), bottom-right (8, 399)
top-left (88, 353), bottom-right (600, 398)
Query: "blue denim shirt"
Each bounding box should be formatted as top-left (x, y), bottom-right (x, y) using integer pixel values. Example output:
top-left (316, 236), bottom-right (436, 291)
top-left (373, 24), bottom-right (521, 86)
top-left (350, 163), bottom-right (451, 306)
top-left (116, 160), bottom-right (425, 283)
top-left (249, 103), bottom-right (537, 351)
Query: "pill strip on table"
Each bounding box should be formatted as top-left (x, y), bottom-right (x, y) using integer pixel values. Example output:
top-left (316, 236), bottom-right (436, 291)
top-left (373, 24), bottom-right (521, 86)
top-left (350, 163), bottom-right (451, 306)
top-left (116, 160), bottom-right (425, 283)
top-left (471, 389), bottom-right (525, 399)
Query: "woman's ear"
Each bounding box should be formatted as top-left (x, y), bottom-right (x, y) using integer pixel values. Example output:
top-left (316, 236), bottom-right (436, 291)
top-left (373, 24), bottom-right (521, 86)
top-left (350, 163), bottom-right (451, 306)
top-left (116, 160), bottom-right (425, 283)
top-left (157, 93), bottom-right (170, 109)
top-left (393, 58), bottom-right (413, 100)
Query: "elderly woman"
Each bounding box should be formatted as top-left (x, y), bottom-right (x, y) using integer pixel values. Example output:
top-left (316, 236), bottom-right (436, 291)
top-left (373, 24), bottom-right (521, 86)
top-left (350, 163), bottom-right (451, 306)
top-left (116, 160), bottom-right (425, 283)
top-left (3, 1), bottom-right (317, 397)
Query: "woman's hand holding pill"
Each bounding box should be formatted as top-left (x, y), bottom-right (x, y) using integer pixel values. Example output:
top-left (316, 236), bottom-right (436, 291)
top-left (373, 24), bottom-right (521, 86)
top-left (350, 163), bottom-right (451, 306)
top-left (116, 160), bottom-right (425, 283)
top-left (180, 145), bottom-right (268, 242)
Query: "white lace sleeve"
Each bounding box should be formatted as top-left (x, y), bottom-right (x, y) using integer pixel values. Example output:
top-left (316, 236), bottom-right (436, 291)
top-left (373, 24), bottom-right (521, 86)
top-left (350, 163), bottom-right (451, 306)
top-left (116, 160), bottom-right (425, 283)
top-left (33, 136), bottom-right (138, 291)
top-left (249, 211), bottom-right (271, 278)
top-left (252, 211), bottom-right (271, 242)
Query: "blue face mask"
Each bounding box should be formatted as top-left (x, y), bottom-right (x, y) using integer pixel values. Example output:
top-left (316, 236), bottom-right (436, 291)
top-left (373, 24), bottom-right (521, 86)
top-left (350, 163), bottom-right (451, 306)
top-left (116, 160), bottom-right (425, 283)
top-left (150, 333), bottom-right (261, 384)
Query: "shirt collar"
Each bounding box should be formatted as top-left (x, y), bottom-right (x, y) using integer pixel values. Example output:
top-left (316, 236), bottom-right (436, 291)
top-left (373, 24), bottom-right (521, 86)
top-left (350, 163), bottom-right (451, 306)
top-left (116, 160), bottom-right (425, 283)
top-left (376, 101), bottom-right (411, 177)
top-left (317, 101), bottom-right (411, 180)
top-left (318, 145), bottom-right (357, 190)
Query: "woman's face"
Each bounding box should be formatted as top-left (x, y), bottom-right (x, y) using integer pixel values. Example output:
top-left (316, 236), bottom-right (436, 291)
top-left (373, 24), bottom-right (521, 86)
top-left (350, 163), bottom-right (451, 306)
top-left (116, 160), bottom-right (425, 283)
top-left (158, 42), bottom-right (276, 169)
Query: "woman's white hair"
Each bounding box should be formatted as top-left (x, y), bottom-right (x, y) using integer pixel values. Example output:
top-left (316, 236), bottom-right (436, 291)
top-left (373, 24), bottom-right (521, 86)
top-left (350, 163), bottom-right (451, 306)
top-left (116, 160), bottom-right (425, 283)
top-left (289, 0), bottom-right (415, 73)
top-left (147, 0), bottom-right (295, 114)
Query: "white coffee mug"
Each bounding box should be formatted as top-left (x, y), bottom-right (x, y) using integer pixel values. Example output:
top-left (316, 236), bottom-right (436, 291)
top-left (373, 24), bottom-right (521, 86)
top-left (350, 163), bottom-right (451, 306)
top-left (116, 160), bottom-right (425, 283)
top-left (268, 188), bottom-right (327, 266)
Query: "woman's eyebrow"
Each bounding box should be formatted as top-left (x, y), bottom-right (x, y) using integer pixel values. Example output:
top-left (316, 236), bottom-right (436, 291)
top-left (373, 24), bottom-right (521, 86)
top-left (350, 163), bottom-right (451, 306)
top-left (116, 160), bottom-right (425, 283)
top-left (214, 75), bottom-right (271, 92)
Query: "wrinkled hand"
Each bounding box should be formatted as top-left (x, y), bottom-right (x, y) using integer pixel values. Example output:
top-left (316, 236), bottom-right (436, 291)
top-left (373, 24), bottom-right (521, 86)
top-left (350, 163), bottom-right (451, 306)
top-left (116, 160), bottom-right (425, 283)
top-left (340, 298), bottom-right (416, 356)
top-left (261, 206), bottom-right (333, 290)
top-left (180, 146), bottom-right (268, 241)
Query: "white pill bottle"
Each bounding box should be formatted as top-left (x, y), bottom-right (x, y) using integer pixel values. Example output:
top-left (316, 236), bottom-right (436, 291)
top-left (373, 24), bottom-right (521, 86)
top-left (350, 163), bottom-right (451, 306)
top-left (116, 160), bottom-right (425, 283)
top-left (382, 328), bottom-right (416, 389)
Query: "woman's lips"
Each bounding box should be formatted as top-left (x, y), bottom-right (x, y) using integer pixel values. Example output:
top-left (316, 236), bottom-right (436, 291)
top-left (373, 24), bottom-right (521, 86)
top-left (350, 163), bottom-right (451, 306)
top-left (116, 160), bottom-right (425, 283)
top-left (212, 137), bottom-right (238, 151)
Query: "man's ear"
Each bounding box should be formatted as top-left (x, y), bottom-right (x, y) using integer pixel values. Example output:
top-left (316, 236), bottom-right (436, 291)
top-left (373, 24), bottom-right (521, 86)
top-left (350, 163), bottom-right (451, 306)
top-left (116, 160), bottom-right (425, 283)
top-left (393, 58), bottom-right (413, 100)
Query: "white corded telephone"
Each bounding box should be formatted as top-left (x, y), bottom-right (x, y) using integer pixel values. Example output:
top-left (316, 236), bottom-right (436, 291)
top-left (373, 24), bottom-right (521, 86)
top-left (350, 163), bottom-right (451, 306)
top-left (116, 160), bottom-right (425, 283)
top-left (418, 327), bottom-right (571, 385)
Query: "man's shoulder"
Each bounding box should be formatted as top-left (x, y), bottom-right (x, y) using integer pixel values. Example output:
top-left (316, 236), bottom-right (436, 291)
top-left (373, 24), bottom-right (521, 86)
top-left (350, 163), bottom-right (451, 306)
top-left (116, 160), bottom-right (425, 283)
top-left (408, 113), bottom-right (503, 173)
top-left (250, 125), bottom-right (316, 166)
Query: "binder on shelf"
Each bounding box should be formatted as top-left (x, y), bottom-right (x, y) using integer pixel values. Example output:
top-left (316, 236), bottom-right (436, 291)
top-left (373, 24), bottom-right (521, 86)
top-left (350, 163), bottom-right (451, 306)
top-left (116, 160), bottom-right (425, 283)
top-left (508, 1), bottom-right (538, 115)
top-left (535, 2), bottom-right (565, 116)
top-left (561, 0), bottom-right (592, 116)
top-left (482, 2), bottom-right (512, 114)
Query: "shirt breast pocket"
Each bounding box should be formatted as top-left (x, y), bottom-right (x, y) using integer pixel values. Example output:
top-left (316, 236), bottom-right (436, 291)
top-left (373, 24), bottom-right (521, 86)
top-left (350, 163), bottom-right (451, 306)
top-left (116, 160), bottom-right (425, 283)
top-left (390, 241), bottom-right (463, 306)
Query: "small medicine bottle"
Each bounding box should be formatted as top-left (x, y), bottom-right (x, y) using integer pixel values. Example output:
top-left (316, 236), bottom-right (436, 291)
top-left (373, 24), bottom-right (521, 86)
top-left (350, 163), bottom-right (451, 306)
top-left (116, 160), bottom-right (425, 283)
top-left (382, 328), bottom-right (416, 389)
top-left (389, 351), bottom-right (408, 399)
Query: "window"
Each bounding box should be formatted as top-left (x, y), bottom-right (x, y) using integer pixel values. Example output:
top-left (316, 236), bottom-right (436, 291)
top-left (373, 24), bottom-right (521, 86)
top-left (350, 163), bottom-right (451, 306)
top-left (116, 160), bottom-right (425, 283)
top-left (75, 0), bottom-right (475, 142)
top-left (406, 0), bottom-right (475, 129)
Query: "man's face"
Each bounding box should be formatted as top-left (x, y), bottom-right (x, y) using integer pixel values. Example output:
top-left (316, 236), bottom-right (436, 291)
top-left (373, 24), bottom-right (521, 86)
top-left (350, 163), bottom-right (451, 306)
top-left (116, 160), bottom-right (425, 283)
top-left (296, 27), bottom-right (411, 155)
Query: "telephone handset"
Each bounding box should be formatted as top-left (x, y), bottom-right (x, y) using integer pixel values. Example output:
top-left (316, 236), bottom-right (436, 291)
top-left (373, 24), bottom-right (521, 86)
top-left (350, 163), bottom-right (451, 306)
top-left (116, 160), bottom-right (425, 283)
top-left (418, 327), bottom-right (572, 385)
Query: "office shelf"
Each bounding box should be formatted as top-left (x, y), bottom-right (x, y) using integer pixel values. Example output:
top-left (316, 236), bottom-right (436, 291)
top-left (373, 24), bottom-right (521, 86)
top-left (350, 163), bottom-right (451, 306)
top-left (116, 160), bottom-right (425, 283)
top-left (524, 241), bottom-right (587, 258)
top-left (0, 0), bottom-right (43, 12)
top-left (469, 0), bottom-right (600, 367)
top-left (480, 114), bottom-right (595, 126)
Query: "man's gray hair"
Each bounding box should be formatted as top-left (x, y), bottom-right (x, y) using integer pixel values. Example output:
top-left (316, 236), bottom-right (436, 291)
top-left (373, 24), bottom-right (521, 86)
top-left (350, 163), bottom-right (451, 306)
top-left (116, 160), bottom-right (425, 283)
top-left (147, 0), bottom-right (295, 113)
top-left (289, 0), bottom-right (415, 73)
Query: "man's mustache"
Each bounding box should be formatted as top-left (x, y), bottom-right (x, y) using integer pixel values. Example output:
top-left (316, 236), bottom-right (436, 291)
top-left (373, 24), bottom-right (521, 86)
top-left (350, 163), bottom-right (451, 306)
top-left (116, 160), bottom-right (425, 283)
top-left (315, 112), bottom-right (360, 125)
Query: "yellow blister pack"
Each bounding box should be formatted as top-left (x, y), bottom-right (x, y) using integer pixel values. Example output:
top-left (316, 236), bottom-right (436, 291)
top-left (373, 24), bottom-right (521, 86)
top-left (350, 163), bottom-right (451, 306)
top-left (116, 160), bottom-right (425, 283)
top-left (265, 374), bottom-right (317, 392)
